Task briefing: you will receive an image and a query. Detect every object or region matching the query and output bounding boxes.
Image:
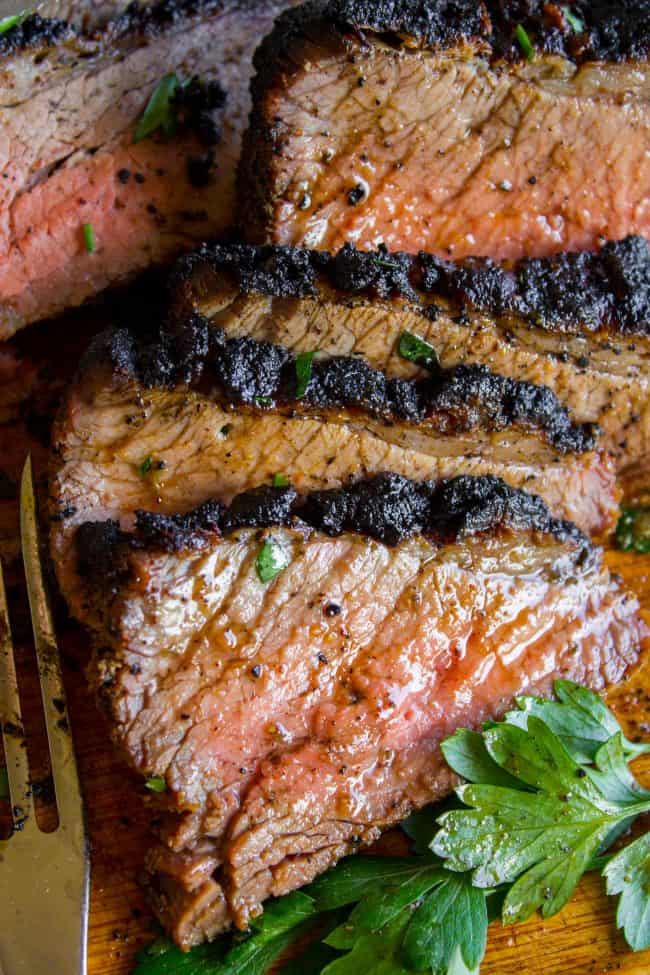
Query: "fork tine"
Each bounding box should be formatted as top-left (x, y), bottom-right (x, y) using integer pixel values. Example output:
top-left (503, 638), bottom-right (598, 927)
top-left (20, 455), bottom-right (84, 830)
top-left (0, 557), bottom-right (35, 832)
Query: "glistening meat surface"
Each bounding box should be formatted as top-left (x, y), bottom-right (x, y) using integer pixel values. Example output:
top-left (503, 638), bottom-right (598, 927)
top-left (0, 0), bottom-right (295, 335)
top-left (49, 450), bottom-right (648, 945)
top-left (240, 0), bottom-right (650, 259)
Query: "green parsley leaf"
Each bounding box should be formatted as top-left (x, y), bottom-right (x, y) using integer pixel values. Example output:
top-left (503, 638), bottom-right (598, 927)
top-left (503, 679), bottom-right (650, 764)
top-left (133, 937), bottom-right (228, 973)
top-left (515, 24), bottom-right (535, 61)
top-left (586, 733), bottom-right (650, 806)
top-left (308, 856), bottom-right (440, 912)
top-left (402, 806), bottom-right (439, 854)
top-left (446, 945), bottom-right (480, 975)
top-left (604, 832), bottom-right (650, 951)
top-left (397, 330), bottom-right (439, 371)
top-left (145, 775), bottom-right (167, 793)
top-left (0, 10), bottom-right (30, 33)
top-left (322, 914), bottom-right (412, 975)
top-left (83, 223), bottom-right (96, 254)
top-left (0, 765), bottom-right (8, 799)
top-left (256, 538), bottom-right (290, 584)
top-left (373, 256), bottom-right (400, 271)
top-left (134, 73), bottom-right (183, 143)
top-left (309, 854), bottom-right (490, 975)
top-left (402, 872), bottom-right (488, 974)
top-left (273, 474), bottom-right (290, 488)
top-left (441, 728), bottom-right (524, 789)
top-left (139, 455), bottom-right (153, 477)
top-left (617, 506), bottom-right (650, 554)
top-left (255, 396), bottom-right (273, 408)
top-left (335, 861), bottom-right (445, 936)
top-left (561, 6), bottom-right (584, 32)
top-left (221, 893), bottom-right (317, 975)
top-left (295, 351), bottom-right (315, 399)
top-left (433, 717), bottom-right (650, 924)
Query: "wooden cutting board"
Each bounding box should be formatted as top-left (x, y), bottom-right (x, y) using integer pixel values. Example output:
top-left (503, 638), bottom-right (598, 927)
top-left (1, 313), bottom-right (649, 975)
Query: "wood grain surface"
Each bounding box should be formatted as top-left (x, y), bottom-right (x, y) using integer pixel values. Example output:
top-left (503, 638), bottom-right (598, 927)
top-left (0, 312), bottom-right (648, 975)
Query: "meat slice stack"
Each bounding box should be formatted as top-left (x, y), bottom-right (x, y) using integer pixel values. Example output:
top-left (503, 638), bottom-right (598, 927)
top-left (0, 0), bottom-right (295, 337)
top-left (239, 0), bottom-right (650, 260)
top-left (41, 0), bottom-right (650, 955)
top-left (170, 238), bottom-right (650, 474)
top-left (49, 240), bottom-right (649, 947)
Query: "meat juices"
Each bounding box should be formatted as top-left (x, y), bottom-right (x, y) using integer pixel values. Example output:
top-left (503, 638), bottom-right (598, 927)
top-left (240, 0), bottom-right (650, 260)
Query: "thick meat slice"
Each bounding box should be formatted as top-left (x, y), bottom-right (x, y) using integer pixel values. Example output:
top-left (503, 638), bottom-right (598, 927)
top-left (240, 0), bottom-right (650, 260)
top-left (0, 0), bottom-right (294, 335)
top-left (48, 309), bottom-right (619, 539)
top-left (171, 238), bottom-right (650, 472)
top-left (48, 468), bottom-right (648, 945)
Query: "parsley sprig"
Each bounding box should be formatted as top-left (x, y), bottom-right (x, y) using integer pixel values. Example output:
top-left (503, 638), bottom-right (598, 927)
top-left (133, 681), bottom-right (650, 975)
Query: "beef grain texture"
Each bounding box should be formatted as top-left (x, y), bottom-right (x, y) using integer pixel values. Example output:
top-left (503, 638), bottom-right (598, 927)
top-left (239, 0), bottom-right (650, 260)
top-left (0, 0), bottom-right (296, 337)
top-left (59, 306), bottom-right (619, 537)
top-left (168, 238), bottom-right (650, 473)
top-left (48, 450), bottom-right (648, 945)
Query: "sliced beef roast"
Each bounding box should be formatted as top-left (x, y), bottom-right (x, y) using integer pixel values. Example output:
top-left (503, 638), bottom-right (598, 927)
top-left (170, 238), bottom-right (650, 473)
top-left (49, 268), bottom-right (622, 536)
top-left (49, 346), bottom-right (616, 578)
top-left (49, 460), bottom-right (648, 945)
top-left (240, 0), bottom-right (650, 260)
top-left (0, 0), bottom-right (295, 336)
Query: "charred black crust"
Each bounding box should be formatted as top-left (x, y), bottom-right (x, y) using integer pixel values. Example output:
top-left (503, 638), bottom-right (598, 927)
top-left (0, 0), bottom-right (256, 57)
top-left (0, 14), bottom-right (74, 55)
top-left (135, 500), bottom-right (224, 552)
top-left (75, 473), bottom-right (590, 577)
top-left (171, 238), bottom-right (650, 335)
top-left (108, 0), bottom-right (228, 40)
top-left (172, 242), bottom-right (325, 299)
top-left (330, 0), bottom-right (491, 49)
top-left (86, 304), bottom-right (595, 453)
top-left (76, 520), bottom-right (132, 591)
top-left (252, 0), bottom-right (650, 77)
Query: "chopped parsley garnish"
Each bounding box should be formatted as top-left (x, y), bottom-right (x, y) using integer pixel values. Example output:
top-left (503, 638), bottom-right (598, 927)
top-left (134, 73), bottom-right (185, 143)
top-left (255, 396), bottom-right (273, 408)
top-left (144, 776), bottom-right (166, 793)
top-left (515, 24), bottom-right (535, 61)
top-left (133, 679), bottom-right (650, 974)
top-left (138, 455), bottom-right (153, 477)
top-left (273, 473), bottom-right (290, 488)
top-left (0, 9), bottom-right (30, 33)
top-left (616, 506), bottom-right (650, 554)
top-left (295, 351), bottom-right (316, 399)
top-left (83, 223), bottom-right (96, 254)
top-left (0, 766), bottom-right (8, 800)
top-left (398, 330), bottom-right (439, 371)
top-left (561, 6), bottom-right (584, 32)
top-left (256, 538), bottom-right (290, 584)
top-left (373, 256), bottom-right (400, 271)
